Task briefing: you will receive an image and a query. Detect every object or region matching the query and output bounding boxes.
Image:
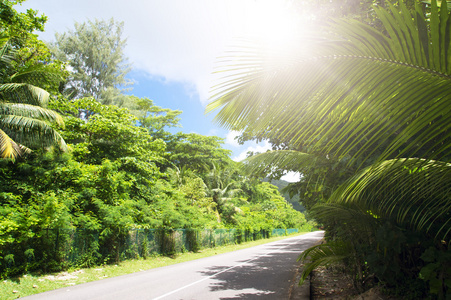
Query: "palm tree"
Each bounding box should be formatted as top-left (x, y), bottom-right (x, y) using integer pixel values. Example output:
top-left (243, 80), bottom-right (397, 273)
top-left (0, 36), bottom-right (66, 159)
top-left (204, 162), bottom-right (244, 222)
top-left (207, 1), bottom-right (451, 296)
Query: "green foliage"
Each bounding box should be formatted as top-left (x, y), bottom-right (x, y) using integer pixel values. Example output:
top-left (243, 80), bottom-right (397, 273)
top-left (208, 1), bottom-right (451, 166)
top-left (0, 1), bottom-right (67, 159)
top-left (168, 133), bottom-right (232, 175)
top-left (129, 96), bottom-right (182, 136)
top-left (262, 178), bottom-right (305, 212)
top-left (420, 247), bottom-right (451, 297)
top-left (51, 18), bottom-right (131, 102)
top-left (0, 38), bottom-right (66, 159)
top-left (55, 97), bottom-right (165, 164)
top-left (0, 0), bottom-right (47, 43)
top-left (207, 0), bottom-right (451, 298)
top-left (298, 240), bottom-right (352, 285)
top-left (0, 1), bottom-right (310, 279)
top-left (233, 182), bottom-right (308, 231)
top-left (186, 229), bottom-right (201, 252)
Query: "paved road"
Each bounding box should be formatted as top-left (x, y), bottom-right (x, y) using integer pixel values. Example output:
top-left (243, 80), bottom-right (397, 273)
top-left (24, 231), bottom-right (324, 300)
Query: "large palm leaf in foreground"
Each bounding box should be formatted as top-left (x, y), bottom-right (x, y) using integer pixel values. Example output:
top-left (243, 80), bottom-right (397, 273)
top-left (296, 159), bottom-right (451, 294)
top-left (208, 0), bottom-right (451, 238)
top-left (326, 159), bottom-right (451, 239)
top-left (207, 0), bottom-right (451, 296)
top-left (207, 1), bottom-right (451, 166)
top-left (0, 39), bottom-right (66, 159)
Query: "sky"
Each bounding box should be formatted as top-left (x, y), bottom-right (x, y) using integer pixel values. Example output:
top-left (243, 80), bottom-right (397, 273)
top-left (18, 0), bottom-right (303, 182)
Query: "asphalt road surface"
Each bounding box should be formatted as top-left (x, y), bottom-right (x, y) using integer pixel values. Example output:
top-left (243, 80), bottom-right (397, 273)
top-left (23, 231), bottom-right (324, 300)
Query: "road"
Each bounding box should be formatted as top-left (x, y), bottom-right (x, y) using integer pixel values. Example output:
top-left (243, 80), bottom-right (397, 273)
top-left (23, 231), bottom-right (324, 300)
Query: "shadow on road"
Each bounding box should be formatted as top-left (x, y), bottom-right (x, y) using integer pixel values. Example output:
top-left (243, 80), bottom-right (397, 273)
top-left (199, 233), bottom-right (323, 299)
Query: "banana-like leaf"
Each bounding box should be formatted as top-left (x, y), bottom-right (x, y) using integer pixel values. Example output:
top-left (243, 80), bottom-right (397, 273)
top-left (207, 1), bottom-right (451, 166)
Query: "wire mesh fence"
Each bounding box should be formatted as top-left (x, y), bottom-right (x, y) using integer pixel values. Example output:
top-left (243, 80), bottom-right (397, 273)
top-left (1, 227), bottom-right (313, 277)
top-left (44, 228), bottom-right (302, 264)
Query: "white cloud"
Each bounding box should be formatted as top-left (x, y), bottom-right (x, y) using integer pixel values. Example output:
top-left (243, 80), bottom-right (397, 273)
top-left (225, 130), bottom-right (241, 147)
top-left (20, 0), bottom-right (299, 104)
top-left (232, 141), bottom-right (271, 162)
top-left (281, 171), bottom-right (300, 183)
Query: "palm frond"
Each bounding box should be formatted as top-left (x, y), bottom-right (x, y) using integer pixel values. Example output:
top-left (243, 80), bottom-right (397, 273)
top-left (0, 103), bottom-right (64, 126)
top-left (298, 241), bottom-right (352, 284)
top-left (207, 1), bottom-right (451, 166)
top-left (9, 64), bottom-right (65, 87)
top-left (330, 158), bottom-right (451, 240)
top-left (0, 115), bottom-right (67, 152)
top-left (308, 202), bottom-right (384, 253)
top-left (0, 37), bottom-right (66, 160)
top-left (0, 83), bottom-right (50, 106)
top-left (0, 39), bottom-right (15, 67)
top-left (0, 128), bottom-right (21, 159)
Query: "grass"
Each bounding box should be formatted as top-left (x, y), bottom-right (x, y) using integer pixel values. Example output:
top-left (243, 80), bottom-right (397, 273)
top-left (0, 232), bottom-right (308, 299)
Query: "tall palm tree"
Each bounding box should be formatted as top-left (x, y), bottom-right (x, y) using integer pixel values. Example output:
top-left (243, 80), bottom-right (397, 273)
top-left (0, 36), bottom-right (66, 159)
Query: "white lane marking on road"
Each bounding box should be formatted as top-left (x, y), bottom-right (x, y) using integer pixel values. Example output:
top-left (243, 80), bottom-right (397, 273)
top-left (152, 236), bottom-right (305, 300)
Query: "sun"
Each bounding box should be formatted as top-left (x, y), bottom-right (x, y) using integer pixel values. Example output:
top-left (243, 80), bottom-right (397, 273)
top-left (226, 0), bottom-right (313, 57)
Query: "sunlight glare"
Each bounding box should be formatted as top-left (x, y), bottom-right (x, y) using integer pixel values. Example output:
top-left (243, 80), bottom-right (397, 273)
top-left (227, 0), bottom-right (315, 58)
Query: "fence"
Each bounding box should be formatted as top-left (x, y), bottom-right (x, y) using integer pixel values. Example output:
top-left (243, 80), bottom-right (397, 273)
top-left (65, 228), bottom-right (298, 263)
top-left (1, 227), bottom-right (309, 277)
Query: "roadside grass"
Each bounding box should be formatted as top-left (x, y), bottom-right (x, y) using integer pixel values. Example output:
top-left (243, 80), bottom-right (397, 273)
top-left (0, 232), bottom-right (308, 299)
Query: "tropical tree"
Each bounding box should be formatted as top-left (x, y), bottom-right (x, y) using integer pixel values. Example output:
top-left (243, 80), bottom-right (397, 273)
top-left (0, 0), bottom-right (47, 45)
top-left (204, 162), bottom-right (243, 220)
top-left (0, 37), bottom-right (66, 159)
top-left (51, 18), bottom-right (131, 103)
top-left (168, 133), bottom-right (232, 176)
top-left (207, 0), bottom-right (451, 297)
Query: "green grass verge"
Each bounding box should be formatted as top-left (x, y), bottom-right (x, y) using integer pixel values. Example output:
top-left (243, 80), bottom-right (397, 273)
top-left (0, 232), bottom-right (308, 299)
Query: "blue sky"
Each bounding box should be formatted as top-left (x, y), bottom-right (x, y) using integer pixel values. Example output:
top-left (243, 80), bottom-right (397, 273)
top-left (127, 70), bottom-right (222, 137)
top-left (18, 0), bottom-right (302, 181)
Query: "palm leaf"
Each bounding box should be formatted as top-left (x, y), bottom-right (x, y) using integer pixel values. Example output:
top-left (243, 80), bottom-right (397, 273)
top-left (0, 128), bottom-right (21, 159)
top-left (0, 37), bottom-right (66, 160)
top-left (0, 115), bottom-right (67, 152)
top-left (329, 158), bottom-right (451, 240)
top-left (0, 103), bottom-right (64, 126)
top-left (298, 240), bottom-right (352, 284)
top-left (0, 39), bottom-right (14, 67)
top-left (0, 83), bottom-right (50, 106)
top-left (207, 1), bottom-right (451, 166)
top-left (9, 64), bottom-right (65, 87)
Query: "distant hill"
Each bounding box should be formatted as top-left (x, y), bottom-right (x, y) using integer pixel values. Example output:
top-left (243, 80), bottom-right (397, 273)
top-left (263, 178), bottom-right (305, 213)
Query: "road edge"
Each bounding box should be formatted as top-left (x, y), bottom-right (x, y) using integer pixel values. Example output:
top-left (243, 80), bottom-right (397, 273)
top-left (288, 262), bottom-right (310, 300)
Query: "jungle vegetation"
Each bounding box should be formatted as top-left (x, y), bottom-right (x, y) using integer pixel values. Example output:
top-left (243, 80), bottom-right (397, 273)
top-left (0, 0), bottom-right (311, 279)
